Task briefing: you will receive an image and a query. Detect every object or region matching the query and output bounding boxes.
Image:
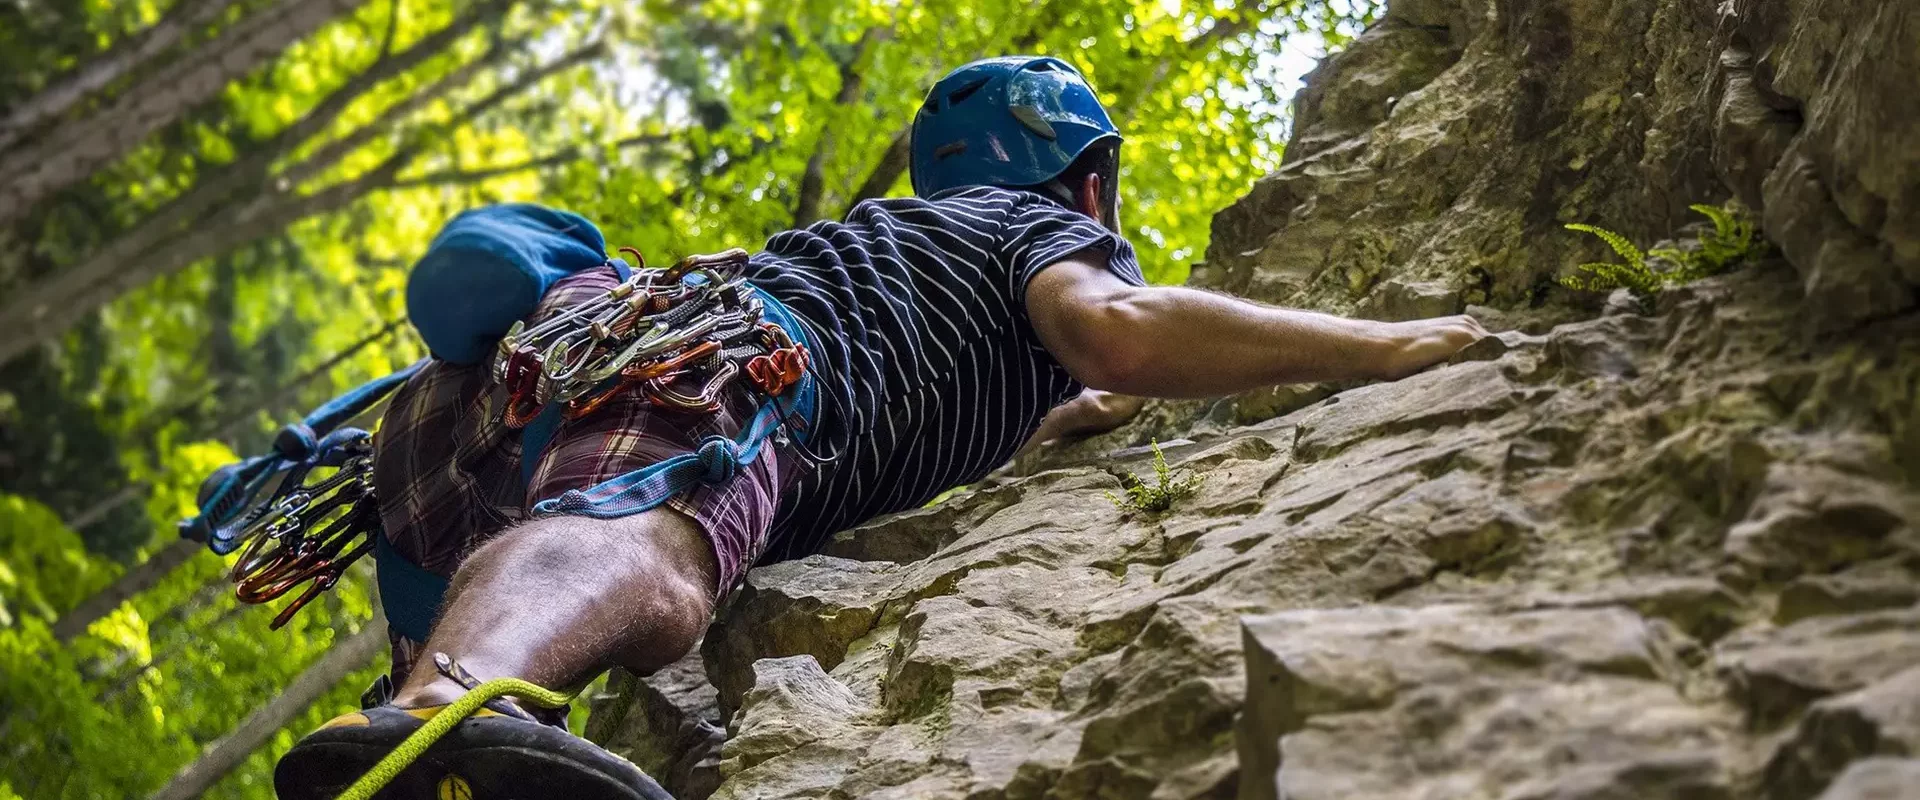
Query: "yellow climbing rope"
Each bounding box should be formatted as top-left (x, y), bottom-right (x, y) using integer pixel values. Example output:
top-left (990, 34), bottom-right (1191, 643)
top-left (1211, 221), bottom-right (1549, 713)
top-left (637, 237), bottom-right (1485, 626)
top-left (333, 677), bottom-right (575, 800)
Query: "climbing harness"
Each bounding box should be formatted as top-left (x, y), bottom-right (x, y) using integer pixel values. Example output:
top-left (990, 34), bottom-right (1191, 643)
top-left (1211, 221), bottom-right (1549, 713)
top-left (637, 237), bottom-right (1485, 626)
top-left (180, 240), bottom-right (818, 639)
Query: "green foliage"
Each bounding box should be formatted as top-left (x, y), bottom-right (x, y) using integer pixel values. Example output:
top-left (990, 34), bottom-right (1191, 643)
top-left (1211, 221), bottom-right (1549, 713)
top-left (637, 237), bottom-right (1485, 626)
top-left (0, 496), bottom-right (119, 626)
top-left (1559, 202), bottom-right (1765, 310)
top-left (923, 484), bottom-right (974, 508)
top-left (1559, 223), bottom-right (1665, 305)
top-left (1106, 440), bottom-right (1205, 514)
top-left (0, 490), bottom-right (383, 799)
top-left (0, 0), bottom-right (1382, 793)
top-left (1650, 203), bottom-right (1765, 282)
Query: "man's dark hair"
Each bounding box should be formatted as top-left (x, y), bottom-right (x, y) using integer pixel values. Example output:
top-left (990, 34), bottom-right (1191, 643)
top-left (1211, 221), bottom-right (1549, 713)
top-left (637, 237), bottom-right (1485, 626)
top-left (1018, 141), bottom-right (1121, 231)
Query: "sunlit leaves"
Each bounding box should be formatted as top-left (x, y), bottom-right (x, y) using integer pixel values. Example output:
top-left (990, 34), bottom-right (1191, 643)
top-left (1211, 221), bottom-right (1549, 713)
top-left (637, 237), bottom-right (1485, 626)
top-left (1, 0), bottom-right (1382, 795)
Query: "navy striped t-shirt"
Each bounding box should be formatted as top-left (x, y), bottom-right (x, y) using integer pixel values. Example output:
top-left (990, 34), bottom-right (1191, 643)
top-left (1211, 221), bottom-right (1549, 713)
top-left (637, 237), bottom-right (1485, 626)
top-left (742, 185), bottom-right (1147, 558)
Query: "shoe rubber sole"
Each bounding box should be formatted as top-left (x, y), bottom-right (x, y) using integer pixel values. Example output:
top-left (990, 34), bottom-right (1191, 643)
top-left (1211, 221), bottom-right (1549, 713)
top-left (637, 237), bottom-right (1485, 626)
top-left (275, 717), bottom-right (671, 800)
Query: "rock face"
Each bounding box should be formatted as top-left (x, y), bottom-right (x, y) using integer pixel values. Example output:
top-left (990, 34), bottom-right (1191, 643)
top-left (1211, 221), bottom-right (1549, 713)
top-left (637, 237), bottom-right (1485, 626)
top-left (588, 0), bottom-right (1920, 797)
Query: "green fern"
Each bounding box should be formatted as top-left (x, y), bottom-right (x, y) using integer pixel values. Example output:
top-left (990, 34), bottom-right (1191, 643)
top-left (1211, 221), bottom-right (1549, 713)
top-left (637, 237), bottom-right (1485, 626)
top-left (1671, 202), bottom-right (1761, 281)
top-left (1560, 202), bottom-right (1765, 310)
top-left (1106, 439), bottom-right (1205, 514)
top-left (1559, 223), bottom-right (1664, 306)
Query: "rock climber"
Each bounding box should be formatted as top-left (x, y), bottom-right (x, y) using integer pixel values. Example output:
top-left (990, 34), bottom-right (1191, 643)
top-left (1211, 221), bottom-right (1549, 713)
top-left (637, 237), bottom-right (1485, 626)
top-left (274, 55), bottom-right (1487, 798)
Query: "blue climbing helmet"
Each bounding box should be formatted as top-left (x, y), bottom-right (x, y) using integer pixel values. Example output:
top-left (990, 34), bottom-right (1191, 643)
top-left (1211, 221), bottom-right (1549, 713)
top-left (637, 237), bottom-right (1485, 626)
top-left (910, 56), bottom-right (1123, 227)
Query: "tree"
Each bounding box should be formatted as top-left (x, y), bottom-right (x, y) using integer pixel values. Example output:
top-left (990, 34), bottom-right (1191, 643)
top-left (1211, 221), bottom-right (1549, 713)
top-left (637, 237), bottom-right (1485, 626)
top-left (0, 0), bottom-right (372, 229)
top-left (0, 0), bottom-right (1379, 796)
top-left (0, 0), bottom-right (242, 153)
top-left (0, 0), bottom-right (530, 365)
top-left (147, 619), bottom-right (388, 800)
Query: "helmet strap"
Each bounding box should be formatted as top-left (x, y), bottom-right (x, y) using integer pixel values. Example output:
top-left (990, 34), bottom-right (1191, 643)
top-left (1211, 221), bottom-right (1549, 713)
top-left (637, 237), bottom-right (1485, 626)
top-left (1029, 179), bottom-right (1077, 209)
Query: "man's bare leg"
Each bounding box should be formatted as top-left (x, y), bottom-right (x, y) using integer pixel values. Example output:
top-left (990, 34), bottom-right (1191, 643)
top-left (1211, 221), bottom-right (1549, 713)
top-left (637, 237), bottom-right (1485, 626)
top-left (389, 508), bottom-right (719, 708)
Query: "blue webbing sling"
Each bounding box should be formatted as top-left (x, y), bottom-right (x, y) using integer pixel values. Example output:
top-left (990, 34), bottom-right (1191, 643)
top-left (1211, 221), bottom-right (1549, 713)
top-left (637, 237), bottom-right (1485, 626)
top-left (178, 361), bottom-right (426, 555)
top-left (181, 204), bottom-right (816, 643)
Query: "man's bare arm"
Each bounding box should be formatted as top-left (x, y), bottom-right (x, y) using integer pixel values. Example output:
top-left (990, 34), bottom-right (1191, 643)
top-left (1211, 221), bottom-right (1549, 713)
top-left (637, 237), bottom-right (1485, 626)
top-left (1025, 255), bottom-right (1486, 398)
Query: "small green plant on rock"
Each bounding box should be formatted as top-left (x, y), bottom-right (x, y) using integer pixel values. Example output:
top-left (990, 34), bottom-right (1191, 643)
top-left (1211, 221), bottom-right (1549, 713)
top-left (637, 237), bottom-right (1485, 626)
top-left (1560, 223), bottom-right (1665, 306)
top-left (1559, 202), bottom-right (1765, 311)
top-left (1654, 202), bottom-right (1764, 282)
top-left (1107, 440), bottom-right (1205, 514)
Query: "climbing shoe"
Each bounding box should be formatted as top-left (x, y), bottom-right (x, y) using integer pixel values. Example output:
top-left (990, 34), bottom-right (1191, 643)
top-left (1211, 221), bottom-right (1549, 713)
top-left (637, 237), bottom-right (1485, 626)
top-left (275, 655), bottom-right (671, 800)
top-left (275, 703), bottom-right (672, 800)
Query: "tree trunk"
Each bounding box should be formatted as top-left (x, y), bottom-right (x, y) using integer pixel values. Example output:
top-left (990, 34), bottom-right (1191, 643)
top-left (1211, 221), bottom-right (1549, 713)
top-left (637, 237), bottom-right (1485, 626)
top-left (793, 28), bottom-right (886, 228)
top-left (0, 10), bottom-right (502, 368)
top-left (845, 128), bottom-right (913, 208)
top-left (122, 34), bottom-right (605, 293)
top-left (51, 312), bottom-right (404, 642)
top-left (48, 313), bottom-right (406, 552)
top-left (390, 130), bottom-right (671, 190)
top-left (0, 36), bottom-right (603, 369)
top-left (51, 539), bottom-right (201, 641)
top-left (0, 0), bottom-right (369, 228)
top-left (146, 620), bottom-right (387, 800)
top-left (275, 42), bottom-right (515, 189)
top-left (0, 0), bottom-right (241, 152)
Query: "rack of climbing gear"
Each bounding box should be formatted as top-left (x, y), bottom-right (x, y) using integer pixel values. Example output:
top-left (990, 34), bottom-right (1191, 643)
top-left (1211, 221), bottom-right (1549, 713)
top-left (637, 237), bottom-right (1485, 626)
top-left (491, 247), bottom-right (810, 429)
top-left (178, 359), bottom-right (421, 628)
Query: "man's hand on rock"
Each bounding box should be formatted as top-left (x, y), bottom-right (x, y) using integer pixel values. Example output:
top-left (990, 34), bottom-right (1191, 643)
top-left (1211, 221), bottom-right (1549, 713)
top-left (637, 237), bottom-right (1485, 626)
top-left (1377, 315), bottom-right (1489, 380)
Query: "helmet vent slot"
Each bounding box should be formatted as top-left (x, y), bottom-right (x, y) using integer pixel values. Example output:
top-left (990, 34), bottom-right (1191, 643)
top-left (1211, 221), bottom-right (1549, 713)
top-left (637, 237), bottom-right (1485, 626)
top-left (947, 78), bottom-right (989, 106)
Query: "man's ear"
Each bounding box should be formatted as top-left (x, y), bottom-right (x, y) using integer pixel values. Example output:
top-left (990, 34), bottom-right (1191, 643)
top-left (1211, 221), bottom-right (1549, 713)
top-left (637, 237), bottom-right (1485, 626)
top-left (1078, 173), bottom-right (1103, 221)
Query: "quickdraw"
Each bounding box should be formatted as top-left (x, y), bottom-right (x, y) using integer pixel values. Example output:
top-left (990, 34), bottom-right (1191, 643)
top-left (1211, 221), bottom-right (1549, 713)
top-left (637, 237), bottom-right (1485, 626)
top-left (224, 431), bottom-right (382, 629)
top-left (202, 245), bottom-right (813, 629)
top-left (492, 247), bottom-right (810, 427)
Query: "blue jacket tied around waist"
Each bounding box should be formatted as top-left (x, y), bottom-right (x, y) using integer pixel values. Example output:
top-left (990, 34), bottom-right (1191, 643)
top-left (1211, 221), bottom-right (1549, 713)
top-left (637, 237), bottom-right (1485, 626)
top-left (407, 203), bottom-right (631, 365)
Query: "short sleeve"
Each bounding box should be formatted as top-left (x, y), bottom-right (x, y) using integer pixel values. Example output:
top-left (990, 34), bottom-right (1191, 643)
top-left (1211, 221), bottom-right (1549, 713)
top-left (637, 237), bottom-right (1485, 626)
top-left (997, 192), bottom-right (1148, 302)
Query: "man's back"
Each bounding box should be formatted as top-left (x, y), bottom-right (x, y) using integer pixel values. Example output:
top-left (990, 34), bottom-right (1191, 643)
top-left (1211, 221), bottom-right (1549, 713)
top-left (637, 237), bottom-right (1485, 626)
top-left (744, 185), bottom-right (1147, 557)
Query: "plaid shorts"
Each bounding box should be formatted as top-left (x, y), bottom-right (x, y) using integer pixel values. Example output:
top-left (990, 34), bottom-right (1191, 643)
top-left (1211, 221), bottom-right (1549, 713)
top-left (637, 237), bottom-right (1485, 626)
top-left (371, 266), bottom-right (796, 603)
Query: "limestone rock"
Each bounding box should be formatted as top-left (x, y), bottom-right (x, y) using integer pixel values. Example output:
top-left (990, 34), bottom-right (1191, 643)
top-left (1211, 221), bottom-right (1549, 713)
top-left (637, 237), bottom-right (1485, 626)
top-left (1812, 758), bottom-right (1920, 800)
top-left (597, 0), bottom-right (1920, 794)
top-left (586, 656), bottom-right (726, 800)
top-left (1776, 562), bottom-right (1920, 626)
top-left (1357, 278), bottom-right (1464, 322)
top-left (1733, 0), bottom-right (1920, 328)
top-left (711, 655), bottom-right (882, 799)
top-left (1716, 609), bottom-right (1920, 731)
top-left (702, 556), bottom-right (901, 711)
top-left (1721, 449), bottom-right (1919, 587)
top-left (1764, 666), bottom-right (1920, 800)
top-left (1238, 604), bottom-right (1731, 800)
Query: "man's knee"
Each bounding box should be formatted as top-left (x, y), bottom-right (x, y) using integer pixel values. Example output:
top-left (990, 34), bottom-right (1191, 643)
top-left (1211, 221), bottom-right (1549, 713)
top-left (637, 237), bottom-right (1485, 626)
top-left (451, 512), bottom-right (717, 658)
